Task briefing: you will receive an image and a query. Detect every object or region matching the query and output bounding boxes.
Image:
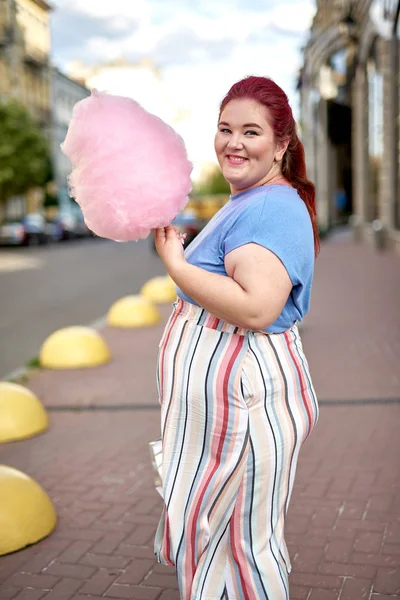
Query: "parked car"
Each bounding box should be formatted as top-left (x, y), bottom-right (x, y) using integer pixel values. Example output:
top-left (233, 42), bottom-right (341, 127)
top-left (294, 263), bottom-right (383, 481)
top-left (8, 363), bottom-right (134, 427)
top-left (0, 213), bottom-right (49, 246)
top-left (46, 210), bottom-right (91, 241)
top-left (46, 212), bottom-right (75, 241)
top-left (45, 218), bottom-right (64, 242)
top-left (74, 212), bottom-right (92, 238)
top-left (151, 208), bottom-right (202, 253)
top-left (173, 209), bottom-right (202, 246)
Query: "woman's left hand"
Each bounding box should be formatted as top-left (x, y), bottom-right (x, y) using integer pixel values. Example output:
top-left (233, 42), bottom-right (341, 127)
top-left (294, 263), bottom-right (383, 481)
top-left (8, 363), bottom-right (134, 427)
top-left (154, 225), bottom-right (187, 272)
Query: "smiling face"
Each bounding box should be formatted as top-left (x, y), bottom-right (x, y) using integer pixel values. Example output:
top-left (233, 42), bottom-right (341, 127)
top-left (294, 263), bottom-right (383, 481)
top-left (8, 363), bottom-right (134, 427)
top-left (214, 98), bottom-right (288, 195)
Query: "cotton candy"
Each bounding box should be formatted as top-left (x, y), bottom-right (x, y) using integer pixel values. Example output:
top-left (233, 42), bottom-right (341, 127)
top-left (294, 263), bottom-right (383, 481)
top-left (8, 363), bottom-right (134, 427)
top-left (61, 90), bottom-right (193, 241)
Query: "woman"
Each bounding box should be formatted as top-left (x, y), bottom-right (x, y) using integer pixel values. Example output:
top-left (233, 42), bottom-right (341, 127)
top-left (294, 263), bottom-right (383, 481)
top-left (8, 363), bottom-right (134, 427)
top-left (153, 76), bottom-right (319, 600)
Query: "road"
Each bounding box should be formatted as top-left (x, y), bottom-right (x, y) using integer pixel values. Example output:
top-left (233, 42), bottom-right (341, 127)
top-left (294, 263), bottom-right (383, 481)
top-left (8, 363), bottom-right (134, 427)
top-left (0, 238), bottom-right (165, 378)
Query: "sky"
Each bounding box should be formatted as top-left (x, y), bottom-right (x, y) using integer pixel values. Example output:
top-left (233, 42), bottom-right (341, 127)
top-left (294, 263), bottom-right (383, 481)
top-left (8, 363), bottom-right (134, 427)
top-left (50, 0), bottom-right (316, 179)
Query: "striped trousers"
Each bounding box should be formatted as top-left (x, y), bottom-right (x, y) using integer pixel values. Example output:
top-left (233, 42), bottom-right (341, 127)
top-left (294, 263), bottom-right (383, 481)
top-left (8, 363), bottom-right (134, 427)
top-left (154, 299), bottom-right (318, 600)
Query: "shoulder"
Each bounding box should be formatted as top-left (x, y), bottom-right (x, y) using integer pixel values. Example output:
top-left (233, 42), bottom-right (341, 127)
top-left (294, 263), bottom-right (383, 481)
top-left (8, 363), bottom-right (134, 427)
top-left (235, 185), bottom-right (306, 209)
top-left (250, 187), bottom-right (314, 258)
top-left (260, 186), bottom-right (309, 218)
top-left (236, 186), bottom-right (310, 228)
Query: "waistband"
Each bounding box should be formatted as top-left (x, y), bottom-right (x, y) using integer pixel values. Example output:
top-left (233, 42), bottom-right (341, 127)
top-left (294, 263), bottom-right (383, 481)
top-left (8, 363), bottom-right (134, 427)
top-left (172, 298), bottom-right (280, 336)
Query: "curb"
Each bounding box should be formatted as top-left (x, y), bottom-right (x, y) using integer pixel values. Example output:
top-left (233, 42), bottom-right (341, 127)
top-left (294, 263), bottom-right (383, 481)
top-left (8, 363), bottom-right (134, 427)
top-left (2, 314), bottom-right (108, 383)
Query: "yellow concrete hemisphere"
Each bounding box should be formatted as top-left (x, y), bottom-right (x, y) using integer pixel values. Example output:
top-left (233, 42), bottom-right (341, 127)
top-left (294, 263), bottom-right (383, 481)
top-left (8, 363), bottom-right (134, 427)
top-left (39, 326), bottom-right (111, 369)
top-left (107, 295), bottom-right (161, 327)
top-left (0, 465), bottom-right (57, 555)
top-left (0, 382), bottom-right (48, 443)
top-left (140, 275), bottom-right (177, 304)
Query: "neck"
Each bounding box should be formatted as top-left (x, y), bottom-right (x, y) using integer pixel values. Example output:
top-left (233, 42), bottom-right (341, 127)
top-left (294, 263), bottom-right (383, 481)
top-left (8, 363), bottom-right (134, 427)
top-left (261, 173), bottom-right (287, 187)
top-left (230, 173), bottom-right (291, 196)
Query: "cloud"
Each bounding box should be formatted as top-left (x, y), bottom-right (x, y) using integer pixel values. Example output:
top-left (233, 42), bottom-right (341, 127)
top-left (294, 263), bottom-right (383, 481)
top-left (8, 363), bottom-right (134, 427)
top-left (51, 0), bottom-right (152, 21)
top-left (50, 5), bottom-right (141, 64)
top-left (50, 0), bottom-right (316, 171)
top-left (50, 0), bottom-right (315, 68)
top-left (155, 30), bottom-right (233, 66)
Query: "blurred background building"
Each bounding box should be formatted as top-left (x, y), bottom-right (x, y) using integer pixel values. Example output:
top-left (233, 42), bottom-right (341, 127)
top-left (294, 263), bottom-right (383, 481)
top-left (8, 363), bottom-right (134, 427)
top-left (50, 66), bottom-right (89, 214)
top-left (1, 0), bottom-right (400, 253)
top-left (0, 0), bottom-right (52, 131)
top-left (299, 0), bottom-right (400, 253)
top-left (0, 0), bottom-right (91, 226)
top-left (0, 0), bottom-right (53, 218)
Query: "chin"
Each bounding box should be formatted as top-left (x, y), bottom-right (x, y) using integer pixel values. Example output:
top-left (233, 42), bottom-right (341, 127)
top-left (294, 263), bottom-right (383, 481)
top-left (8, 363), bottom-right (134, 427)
top-left (226, 176), bottom-right (252, 190)
top-left (223, 171), bottom-right (246, 186)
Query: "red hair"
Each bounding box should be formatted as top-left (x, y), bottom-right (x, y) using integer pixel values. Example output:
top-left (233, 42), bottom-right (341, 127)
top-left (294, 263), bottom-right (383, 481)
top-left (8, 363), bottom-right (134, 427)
top-left (219, 76), bottom-right (320, 257)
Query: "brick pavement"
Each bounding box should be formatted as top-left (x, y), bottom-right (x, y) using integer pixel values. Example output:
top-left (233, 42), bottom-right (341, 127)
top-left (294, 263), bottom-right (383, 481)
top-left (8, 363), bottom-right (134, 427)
top-left (300, 233), bottom-right (400, 401)
top-left (0, 235), bottom-right (399, 600)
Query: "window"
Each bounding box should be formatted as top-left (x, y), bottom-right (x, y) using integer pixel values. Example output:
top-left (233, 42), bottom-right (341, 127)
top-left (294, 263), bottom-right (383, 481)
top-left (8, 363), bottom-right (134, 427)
top-left (367, 41), bottom-right (383, 221)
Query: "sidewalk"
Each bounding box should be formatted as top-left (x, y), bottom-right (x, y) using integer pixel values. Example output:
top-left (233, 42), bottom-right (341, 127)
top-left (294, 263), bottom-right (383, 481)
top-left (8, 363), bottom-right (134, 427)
top-left (0, 235), bottom-right (399, 600)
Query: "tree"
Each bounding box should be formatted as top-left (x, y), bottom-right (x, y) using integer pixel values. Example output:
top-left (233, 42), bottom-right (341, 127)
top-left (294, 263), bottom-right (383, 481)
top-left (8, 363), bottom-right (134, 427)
top-left (193, 164), bottom-right (230, 195)
top-left (0, 99), bottom-right (52, 205)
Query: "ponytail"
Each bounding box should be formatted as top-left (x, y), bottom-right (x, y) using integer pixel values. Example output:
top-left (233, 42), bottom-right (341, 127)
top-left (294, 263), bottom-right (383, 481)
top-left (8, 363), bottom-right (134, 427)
top-left (282, 134), bottom-right (320, 257)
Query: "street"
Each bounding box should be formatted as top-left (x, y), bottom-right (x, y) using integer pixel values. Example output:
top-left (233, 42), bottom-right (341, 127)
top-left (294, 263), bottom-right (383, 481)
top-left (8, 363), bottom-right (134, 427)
top-left (0, 238), bottom-right (165, 378)
top-left (0, 234), bottom-right (399, 599)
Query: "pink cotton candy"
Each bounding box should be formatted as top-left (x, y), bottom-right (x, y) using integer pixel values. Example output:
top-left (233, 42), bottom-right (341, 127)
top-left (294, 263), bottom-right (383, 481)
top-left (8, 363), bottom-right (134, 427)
top-left (61, 90), bottom-right (193, 241)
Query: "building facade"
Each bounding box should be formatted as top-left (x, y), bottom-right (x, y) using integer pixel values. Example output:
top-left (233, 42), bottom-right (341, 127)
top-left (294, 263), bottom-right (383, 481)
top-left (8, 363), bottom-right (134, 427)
top-left (0, 0), bottom-right (52, 217)
top-left (0, 0), bottom-right (52, 130)
top-left (300, 0), bottom-right (400, 253)
top-left (51, 67), bottom-right (90, 213)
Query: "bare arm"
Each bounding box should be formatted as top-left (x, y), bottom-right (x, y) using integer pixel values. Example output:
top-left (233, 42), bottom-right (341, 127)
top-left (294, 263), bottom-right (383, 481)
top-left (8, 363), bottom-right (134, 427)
top-left (155, 226), bottom-right (292, 330)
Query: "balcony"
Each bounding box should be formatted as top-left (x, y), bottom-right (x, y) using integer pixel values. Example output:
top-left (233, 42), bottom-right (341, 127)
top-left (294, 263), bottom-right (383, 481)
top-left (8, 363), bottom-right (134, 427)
top-left (32, 0), bottom-right (53, 11)
top-left (24, 45), bottom-right (49, 67)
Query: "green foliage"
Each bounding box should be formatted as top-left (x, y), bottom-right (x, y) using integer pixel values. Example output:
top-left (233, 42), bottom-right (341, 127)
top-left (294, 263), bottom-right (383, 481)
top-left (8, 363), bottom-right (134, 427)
top-left (7, 374), bottom-right (29, 384)
top-left (26, 355), bottom-right (41, 369)
top-left (0, 99), bottom-right (51, 203)
top-left (193, 165), bottom-right (231, 195)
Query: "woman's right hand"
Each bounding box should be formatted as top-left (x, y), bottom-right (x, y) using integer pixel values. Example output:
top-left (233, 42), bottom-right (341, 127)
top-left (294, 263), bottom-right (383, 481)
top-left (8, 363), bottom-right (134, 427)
top-left (154, 226), bottom-right (187, 274)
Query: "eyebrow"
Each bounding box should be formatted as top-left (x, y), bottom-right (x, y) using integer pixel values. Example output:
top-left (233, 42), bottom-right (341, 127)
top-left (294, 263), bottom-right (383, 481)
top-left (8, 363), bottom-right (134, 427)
top-left (218, 121), bottom-right (263, 130)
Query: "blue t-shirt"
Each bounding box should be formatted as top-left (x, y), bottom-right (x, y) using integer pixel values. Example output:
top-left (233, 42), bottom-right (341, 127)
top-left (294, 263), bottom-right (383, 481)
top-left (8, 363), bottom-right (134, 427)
top-left (176, 184), bottom-right (315, 333)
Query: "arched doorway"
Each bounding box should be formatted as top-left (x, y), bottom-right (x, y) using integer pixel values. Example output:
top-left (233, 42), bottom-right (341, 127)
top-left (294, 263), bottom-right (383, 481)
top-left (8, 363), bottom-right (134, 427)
top-left (320, 46), bottom-right (354, 225)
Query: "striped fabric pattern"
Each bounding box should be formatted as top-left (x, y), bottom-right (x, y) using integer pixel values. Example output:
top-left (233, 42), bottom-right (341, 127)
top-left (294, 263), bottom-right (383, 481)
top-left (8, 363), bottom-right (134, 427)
top-left (154, 299), bottom-right (319, 600)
